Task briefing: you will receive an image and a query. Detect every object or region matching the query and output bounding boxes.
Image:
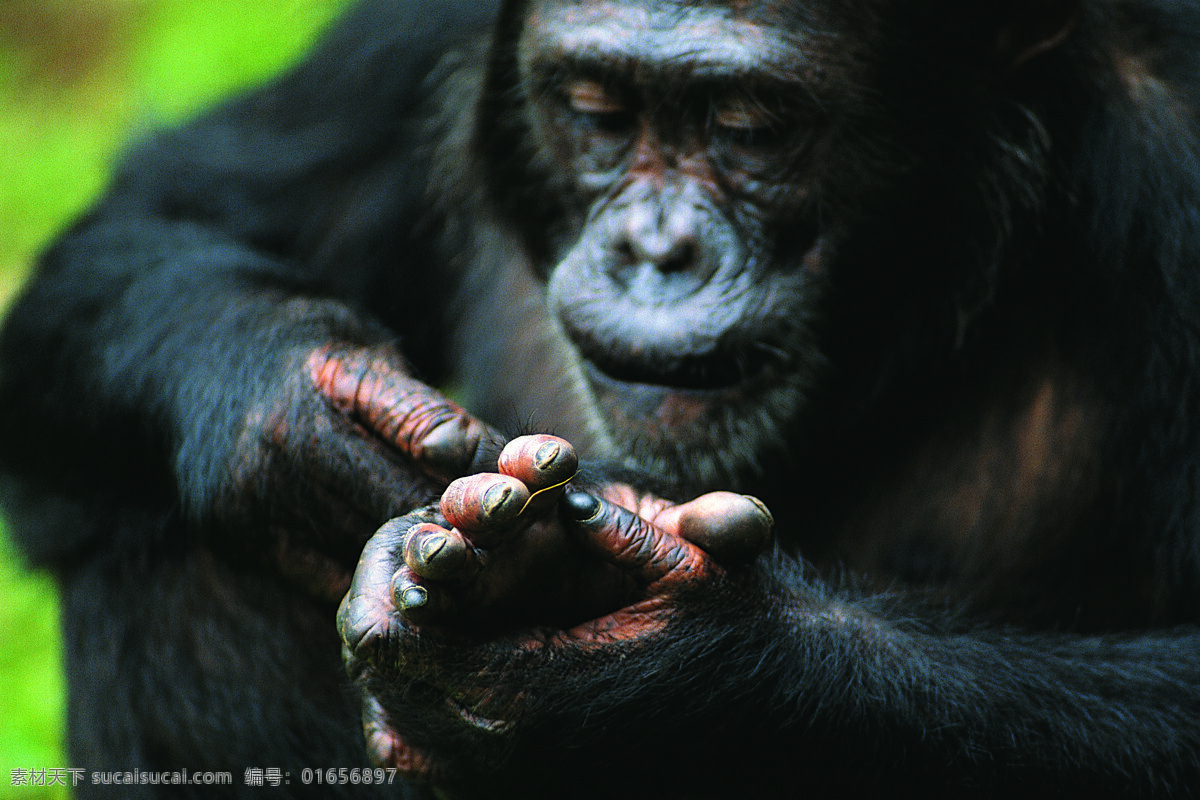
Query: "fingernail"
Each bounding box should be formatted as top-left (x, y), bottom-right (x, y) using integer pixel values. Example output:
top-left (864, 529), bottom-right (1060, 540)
top-left (398, 585), bottom-right (428, 611)
top-left (410, 529), bottom-right (469, 580)
top-left (742, 494), bottom-right (774, 526)
top-left (417, 533), bottom-right (448, 563)
top-left (482, 483), bottom-right (515, 516)
top-left (418, 418), bottom-right (476, 474)
top-left (534, 440), bottom-right (561, 470)
top-left (563, 490), bottom-right (602, 522)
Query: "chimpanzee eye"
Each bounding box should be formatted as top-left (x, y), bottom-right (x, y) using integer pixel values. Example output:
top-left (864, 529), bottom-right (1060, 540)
top-left (562, 79), bottom-right (635, 136)
top-left (566, 79), bottom-right (624, 115)
top-left (713, 95), bottom-right (785, 149)
top-left (714, 96), bottom-right (773, 131)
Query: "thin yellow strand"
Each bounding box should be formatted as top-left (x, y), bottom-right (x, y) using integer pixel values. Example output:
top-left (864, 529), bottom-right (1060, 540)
top-left (518, 471), bottom-right (579, 515)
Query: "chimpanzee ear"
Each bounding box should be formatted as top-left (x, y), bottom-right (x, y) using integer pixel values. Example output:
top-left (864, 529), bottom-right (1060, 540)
top-left (993, 0), bottom-right (1081, 68)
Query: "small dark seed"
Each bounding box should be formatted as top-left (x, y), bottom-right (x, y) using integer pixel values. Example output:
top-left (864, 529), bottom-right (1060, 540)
top-left (563, 490), bottom-right (602, 522)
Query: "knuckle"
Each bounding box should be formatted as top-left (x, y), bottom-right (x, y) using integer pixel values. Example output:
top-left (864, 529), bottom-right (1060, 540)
top-left (337, 597), bottom-right (394, 662)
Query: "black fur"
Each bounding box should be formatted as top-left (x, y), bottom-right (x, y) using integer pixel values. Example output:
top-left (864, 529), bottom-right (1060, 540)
top-left (4, 0), bottom-right (1200, 797)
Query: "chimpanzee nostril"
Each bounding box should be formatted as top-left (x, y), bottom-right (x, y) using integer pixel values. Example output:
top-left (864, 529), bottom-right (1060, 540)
top-left (605, 183), bottom-right (724, 295)
top-left (609, 234), bottom-right (702, 298)
top-left (657, 240), bottom-right (698, 273)
top-left (618, 227), bottom-right (699, 274)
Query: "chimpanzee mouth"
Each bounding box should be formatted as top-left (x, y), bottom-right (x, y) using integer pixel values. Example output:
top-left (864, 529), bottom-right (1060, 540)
top-left (575, 339), bottom-right (766, 392)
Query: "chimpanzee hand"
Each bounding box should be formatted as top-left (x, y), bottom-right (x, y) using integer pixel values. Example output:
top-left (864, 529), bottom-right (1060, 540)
top-left (337, 435), bottom-right (774, 784)
top-left (210, 341), bottom-right (506, 600)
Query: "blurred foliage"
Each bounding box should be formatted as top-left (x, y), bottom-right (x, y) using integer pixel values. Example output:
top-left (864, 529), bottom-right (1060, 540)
top-left (0, 0), bottom-right (352, 310)
top-left (0, 535), bottom-right (64, 800)
top-left (0, 1), bottom-right (351, 796)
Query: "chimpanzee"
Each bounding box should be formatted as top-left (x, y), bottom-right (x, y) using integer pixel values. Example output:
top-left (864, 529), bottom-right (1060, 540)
top-left (3, 0), bottom-right (1200, 796)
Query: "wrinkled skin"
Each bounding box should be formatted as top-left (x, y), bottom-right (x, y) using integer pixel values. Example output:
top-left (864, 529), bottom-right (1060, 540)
top-left (8, 0), bottom-right (1200, 795)
top-left (238, 342), bottom-right (510, 602)
top-left (337, 435), bottom-right (774, 782)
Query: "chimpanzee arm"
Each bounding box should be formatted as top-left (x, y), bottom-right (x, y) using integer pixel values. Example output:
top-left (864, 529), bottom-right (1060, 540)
top-left (0, 0), bottom-right (501, 584)
top-left (344, 490), bottom-right (1200, 796)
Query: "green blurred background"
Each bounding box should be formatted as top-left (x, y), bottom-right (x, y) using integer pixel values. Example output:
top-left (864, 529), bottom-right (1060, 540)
top-left (0, 2), bottom-right (351, 797)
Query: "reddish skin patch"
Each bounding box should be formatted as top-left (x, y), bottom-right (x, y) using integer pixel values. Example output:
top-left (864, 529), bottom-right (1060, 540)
top-left (340, 435), bottom-right (773, 779)
top-left (595, 483), bottom-right (675, 520)
top-left (522, 490), bottom-right (720, 648)
top-left (362, 693), bottom-right (434, 779)
top-left (439, 474), bottom-right (530, 542)
top-left (306, 346), bottom-right (500, 481)
top-left (653, 392), bottom-right (713, 428)
top-left (271, 535), bottom-right (354, 604)
top-left (496, 434), bottom-right (580, 514)
top-left (355, 494), bottom-right (714, 774)
top-left (550, 595), bottom-right (675, 646)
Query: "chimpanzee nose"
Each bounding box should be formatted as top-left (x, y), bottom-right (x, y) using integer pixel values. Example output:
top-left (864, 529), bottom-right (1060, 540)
top-left (617, 199), bottom-right (701, 273)
top-left (611, 194), bottom-right (716, 302)
top-left (619, 221), bottom-right (698, 274)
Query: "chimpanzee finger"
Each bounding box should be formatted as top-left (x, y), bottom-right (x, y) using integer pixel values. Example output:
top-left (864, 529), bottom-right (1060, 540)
top-left (338, 516), bottom-right (413, 658)
top-left (403, 522), bottom-right (480, 581)
top-left (564, 490), bottom-right (710, 586)
top-left (653, 491), bottom-right (775, 564)
top-left (308, 345), bottom-right (508, 482)
top-left (496, 434), bottom-right (579, 515)
top-left (392, 566), bottom-right (458, 623)
top-left (440, 473), bottom-right (531, 544)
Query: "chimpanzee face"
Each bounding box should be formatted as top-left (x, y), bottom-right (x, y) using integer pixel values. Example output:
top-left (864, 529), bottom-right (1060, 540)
top-left (487, 0), bottom-right (1035, 489)
top-left (508, 0), bottom-right (881, 488)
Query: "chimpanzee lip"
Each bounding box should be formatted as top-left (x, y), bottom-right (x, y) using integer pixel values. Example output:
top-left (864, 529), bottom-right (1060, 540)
top-left (575, 338), bottom-right (765, 392)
